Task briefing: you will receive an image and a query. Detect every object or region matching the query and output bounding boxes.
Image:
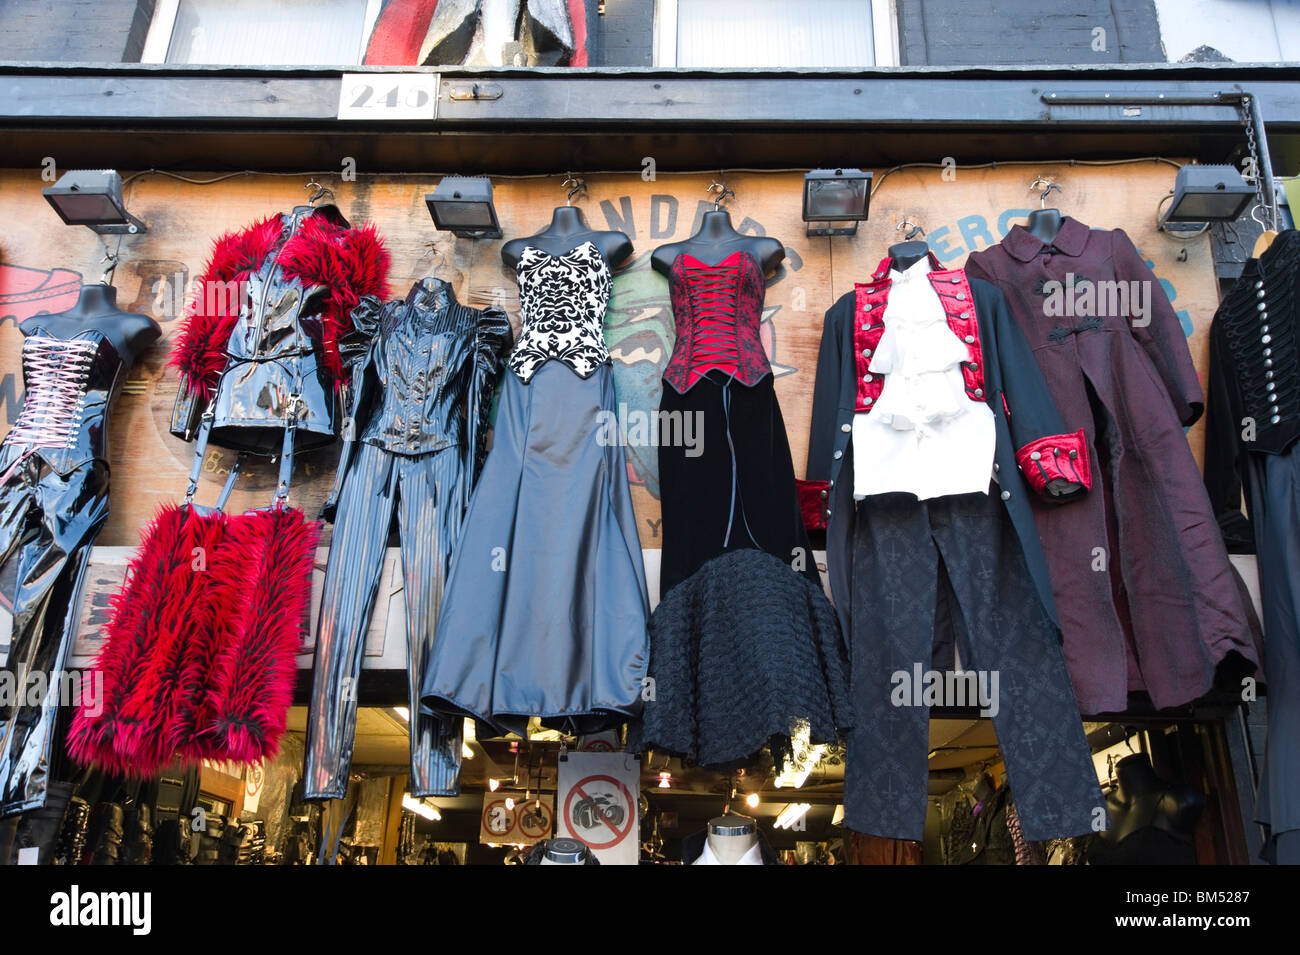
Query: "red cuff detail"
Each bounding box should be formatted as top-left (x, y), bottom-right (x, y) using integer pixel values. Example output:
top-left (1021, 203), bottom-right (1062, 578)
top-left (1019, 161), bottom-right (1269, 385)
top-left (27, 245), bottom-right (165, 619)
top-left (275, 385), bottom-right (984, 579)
top-left (797, 478), bottom-right (830, 531)
top-left (1015, 429), bottom-right (1092, 497)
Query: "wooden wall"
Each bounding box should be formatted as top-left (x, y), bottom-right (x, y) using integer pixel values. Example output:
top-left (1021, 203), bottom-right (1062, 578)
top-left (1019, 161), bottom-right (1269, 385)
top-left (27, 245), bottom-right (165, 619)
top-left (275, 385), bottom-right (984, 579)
top-left (0, 161), bottom-right (1217, 559)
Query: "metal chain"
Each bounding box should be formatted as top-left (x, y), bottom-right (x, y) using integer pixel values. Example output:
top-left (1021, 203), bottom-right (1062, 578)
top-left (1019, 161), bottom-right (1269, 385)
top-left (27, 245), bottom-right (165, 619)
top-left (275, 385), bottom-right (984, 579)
top-left (1240, 96), bottom-right (1276, 231)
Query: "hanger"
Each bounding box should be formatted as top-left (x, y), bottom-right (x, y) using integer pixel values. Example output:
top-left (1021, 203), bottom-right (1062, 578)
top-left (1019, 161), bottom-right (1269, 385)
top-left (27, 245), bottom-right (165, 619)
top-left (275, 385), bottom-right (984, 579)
top-left (707, 180), bottom-right (736, 211)
top-left (1104, 753), bottom-right (1119, 791)
top-left (100, 251), bottom-right (120, 286)
top-left (1029, 176), bottom-right (1062, 207)
top-left (305, 180), bottom-right (335, 206)
top-left (421, 241), bottom-right (448, 278)
top-left (1251, 204), bottom-right (1278, 257)
top-left (562, 175), bottom-right (587, 206)
top-left (1123, 725), bottom-right (1139, 755)
top-left (897, 216), bottom-right (926, 241)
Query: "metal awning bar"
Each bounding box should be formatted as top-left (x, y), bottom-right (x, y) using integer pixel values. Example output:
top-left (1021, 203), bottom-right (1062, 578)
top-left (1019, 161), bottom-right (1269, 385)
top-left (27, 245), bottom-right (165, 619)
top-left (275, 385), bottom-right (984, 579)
top-left (1043, 89), bottom-right (1282, 230)
top-left (0, 64), bottom-right (1296, 129)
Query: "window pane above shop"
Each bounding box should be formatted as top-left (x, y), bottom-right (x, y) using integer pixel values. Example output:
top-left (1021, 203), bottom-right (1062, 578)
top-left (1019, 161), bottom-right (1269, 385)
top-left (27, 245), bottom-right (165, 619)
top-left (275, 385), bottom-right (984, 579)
top-left (165, 0), bottom-right (371, 66)
top-left (672, 0), bottom-right (878, 68)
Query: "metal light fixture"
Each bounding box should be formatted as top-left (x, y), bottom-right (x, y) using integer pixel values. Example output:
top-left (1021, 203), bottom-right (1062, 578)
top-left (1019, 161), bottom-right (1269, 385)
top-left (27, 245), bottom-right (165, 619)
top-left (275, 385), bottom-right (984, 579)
top-left (803, 168), bottom-right (872, 237)
top-left (426, 176), bottom-right (501, 239)
top-left (774, 802), bottom-right (812, 829)
top-left (401, 794), bottom-right (442, 821)
top-left (43, 169), bottom-right (147, 235)
top-left (1159, 164), bottom-right (1253, 233)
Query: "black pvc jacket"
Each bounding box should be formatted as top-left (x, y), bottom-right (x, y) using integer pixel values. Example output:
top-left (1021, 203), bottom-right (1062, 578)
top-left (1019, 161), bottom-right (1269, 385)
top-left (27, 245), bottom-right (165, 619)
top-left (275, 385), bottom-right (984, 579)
top-left (322, 278), bottom-right (512, 516)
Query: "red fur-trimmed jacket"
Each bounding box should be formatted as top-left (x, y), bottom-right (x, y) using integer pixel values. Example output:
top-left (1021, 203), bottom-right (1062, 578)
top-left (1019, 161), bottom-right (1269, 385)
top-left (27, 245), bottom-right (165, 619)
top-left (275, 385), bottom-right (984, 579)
top-left (799, 253), bottom-right (1089, 630)
top-left (168, 204), bottom-right (389, 456)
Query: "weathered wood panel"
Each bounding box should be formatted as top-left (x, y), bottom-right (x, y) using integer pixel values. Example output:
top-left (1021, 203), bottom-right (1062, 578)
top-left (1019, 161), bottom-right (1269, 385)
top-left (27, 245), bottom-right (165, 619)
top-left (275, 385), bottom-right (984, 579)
top-left (0, 162), bottom-right (1216, 563)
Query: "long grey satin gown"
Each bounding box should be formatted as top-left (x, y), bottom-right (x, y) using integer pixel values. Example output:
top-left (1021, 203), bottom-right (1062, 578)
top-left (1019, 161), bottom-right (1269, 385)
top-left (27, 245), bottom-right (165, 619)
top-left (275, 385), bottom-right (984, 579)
top-left (420, 241), bottom-right (650, 737)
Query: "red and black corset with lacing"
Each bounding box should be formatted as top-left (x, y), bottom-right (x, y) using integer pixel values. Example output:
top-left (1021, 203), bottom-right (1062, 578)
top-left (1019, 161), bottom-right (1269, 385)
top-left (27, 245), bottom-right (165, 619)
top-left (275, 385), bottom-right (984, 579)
top-left (662, 251), bottom-right (772, 393)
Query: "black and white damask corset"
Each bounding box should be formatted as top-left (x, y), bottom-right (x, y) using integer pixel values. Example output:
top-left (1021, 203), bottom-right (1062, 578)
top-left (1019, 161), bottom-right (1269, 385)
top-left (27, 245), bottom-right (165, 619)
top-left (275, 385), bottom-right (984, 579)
top-left (509, 240), bottom-right (613, 382)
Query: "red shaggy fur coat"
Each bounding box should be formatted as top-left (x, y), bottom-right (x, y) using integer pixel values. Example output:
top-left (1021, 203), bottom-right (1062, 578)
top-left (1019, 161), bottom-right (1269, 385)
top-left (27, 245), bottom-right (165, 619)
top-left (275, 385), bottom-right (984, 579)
top-left (169, 212), bottom-right (390, 402)
top-left (69, 211), bottom-right (388, 776)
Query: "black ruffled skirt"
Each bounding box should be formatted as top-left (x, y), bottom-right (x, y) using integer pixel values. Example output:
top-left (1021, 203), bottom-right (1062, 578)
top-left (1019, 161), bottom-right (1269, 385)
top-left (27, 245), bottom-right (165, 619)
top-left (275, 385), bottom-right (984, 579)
top-left (632, 373), bottom-right (853, 767)
top-left (630, 548), bottom-right (852, 768)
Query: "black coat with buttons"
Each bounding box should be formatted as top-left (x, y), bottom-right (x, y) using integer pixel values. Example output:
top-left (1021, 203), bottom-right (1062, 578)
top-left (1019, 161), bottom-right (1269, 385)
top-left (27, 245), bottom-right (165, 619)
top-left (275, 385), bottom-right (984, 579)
top-left (1204, 227), bottom-right (1300, 537)
top-left (801, 271), bottom-right (1086, 634)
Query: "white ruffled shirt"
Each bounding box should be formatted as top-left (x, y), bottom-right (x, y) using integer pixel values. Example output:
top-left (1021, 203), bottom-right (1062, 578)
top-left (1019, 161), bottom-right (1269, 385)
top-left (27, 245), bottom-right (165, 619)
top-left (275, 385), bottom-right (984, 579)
top-left (852, 258), bottom-right (996, 500)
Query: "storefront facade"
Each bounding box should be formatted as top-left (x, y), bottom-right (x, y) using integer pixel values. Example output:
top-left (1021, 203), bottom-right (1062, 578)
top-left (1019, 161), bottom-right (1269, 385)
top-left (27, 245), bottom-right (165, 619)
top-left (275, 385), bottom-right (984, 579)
top-left (0, 0), bottom-right (1298, 874)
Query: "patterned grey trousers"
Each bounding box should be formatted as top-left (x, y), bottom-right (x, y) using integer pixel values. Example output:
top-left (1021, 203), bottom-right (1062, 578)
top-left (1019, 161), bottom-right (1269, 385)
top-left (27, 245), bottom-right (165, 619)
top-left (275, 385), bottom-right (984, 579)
top-left (843, 487), bottom-right (1106, 842)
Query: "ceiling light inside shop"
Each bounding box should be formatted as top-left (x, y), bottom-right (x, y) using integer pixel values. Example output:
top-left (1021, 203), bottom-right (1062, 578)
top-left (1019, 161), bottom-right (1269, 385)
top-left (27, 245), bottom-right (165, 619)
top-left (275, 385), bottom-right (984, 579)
top-left (401, 794), bottom-right (442, 822)
top-left (658, 772), bottom-right (671, 789)
top-left (774, 803), bottom-right (812, 830)
top-left (774, 744), bottom-right (826, 789)
top-left (393, 706), bottom-right (410, 722)
top-left (745, 792), bottom-right (760, 808)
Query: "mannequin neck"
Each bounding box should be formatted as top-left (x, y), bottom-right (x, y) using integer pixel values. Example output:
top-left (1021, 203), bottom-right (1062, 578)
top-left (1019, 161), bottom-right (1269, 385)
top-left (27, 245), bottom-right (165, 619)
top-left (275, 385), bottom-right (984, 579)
top-left (1026, 208), bottom-right (1064, 244)
top-left (694, 210), bottom-right (741, 241)
top-left (888, 241), bottom-right (931, 273)
top-left (706, 813), bottom-right (758, 864)
top-left (545, 205), bottom-right (590, 235)
top-left (64, 284), bottom-right (122, 318)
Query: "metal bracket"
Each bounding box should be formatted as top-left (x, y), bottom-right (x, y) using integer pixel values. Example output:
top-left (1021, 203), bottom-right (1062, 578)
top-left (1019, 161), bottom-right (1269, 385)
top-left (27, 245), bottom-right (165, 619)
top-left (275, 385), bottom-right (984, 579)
top-left (445, 82), bottom-right (503, 101)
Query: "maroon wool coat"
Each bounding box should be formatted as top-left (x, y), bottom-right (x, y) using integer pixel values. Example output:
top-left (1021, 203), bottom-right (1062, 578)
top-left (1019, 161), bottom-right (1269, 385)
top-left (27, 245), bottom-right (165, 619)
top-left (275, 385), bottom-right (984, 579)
top-left (966, 217), bottom-right (1258, 713)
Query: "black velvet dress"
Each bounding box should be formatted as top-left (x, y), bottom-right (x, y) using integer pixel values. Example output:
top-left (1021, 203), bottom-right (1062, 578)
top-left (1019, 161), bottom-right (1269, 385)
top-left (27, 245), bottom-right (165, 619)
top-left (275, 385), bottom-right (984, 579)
top-left (630, 250), bottom-right (853, 769)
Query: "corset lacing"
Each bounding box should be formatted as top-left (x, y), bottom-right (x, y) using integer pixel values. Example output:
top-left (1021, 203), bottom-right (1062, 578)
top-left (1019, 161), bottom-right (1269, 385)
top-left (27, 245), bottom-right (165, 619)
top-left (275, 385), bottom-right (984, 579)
top-left (680, 256), bottom-right (744, 382)
top-left (0, 337), bottom-right (98, 484)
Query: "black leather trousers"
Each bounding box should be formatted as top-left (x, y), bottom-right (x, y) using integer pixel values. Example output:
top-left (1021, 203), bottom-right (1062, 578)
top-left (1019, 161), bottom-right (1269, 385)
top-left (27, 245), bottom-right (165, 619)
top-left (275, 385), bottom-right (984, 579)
top-left (0, 452), bottom-right (110, 817)
top-left (303, 441), bottom-right (466, 800)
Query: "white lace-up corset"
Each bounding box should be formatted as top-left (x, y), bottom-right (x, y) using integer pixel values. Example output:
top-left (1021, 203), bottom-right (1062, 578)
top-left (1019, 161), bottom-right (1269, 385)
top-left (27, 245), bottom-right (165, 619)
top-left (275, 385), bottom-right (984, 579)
top-left (509, 241), bottom-right (612, 382)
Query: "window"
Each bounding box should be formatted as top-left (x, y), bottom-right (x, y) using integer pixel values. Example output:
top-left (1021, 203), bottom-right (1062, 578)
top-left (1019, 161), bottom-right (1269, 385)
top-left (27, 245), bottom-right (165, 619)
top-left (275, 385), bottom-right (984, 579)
top-left (654, 0), bottom-right (897, 68)
top-left (142, 0), bottom-right (382, 66)
top-left (1152, 0), bottom-right (1300, 63)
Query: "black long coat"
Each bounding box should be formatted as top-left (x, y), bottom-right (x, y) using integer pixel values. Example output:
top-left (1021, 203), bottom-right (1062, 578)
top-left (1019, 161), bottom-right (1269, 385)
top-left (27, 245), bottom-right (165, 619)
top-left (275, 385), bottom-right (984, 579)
top-left (800, 256), bottom-right (1088, 644)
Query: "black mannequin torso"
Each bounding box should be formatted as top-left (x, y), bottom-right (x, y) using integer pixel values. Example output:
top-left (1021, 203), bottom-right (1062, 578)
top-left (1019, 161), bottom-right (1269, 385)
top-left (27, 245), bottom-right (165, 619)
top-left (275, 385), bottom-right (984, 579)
top-left (1098, 753), bottom-right (1205, 844)
top-left (21, 284), bottom-right (161, 365)
top-left (652, 210), bottom-right (785, 276)
top-left (1025, 208), bottom-right (1065, 245)
top-left (887, 240), bottom-right (932, 272)
top-left (501, 206), bottom-right (633, 270)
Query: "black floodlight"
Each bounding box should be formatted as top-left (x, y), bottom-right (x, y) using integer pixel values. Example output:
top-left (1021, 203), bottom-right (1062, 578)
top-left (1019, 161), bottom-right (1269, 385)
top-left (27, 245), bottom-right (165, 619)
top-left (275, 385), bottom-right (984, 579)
top-left (1160, 164), bottom-right (1253, 233)
top-left (803, 168), bottom-right (872, 237)
top-left (43, 169), bottom-right (147, 235)
top-left (426, 176), bottom-right (502, 239)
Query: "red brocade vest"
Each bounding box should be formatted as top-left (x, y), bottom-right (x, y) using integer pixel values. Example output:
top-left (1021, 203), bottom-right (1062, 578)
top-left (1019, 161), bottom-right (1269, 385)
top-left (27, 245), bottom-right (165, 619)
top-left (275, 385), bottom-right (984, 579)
top-left (854, 254), bottom-right (987, 414)
top-left (662, 251), bottom-right (772, 393)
